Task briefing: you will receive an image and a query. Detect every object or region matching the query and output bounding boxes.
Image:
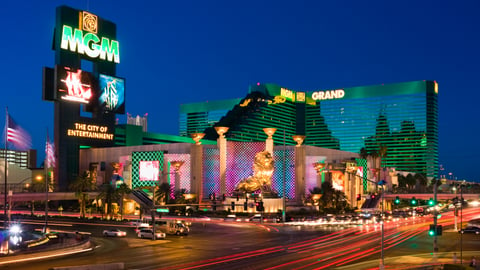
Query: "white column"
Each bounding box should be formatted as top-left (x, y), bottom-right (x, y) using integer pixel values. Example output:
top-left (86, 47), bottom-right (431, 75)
top-left (215, 127), bottom-right (229, 196)
top-left (263, 128), bottom-right (277, 154)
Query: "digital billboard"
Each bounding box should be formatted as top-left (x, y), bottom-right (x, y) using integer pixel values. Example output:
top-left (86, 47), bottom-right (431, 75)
top-left (98, 74), bottom-right (125, 114)
top-left (331, 171), bottom-right (345, 191)
top-left (55, 65), bottom-right (97, 104)
top-left (139, 160), bottom-right (160, 181)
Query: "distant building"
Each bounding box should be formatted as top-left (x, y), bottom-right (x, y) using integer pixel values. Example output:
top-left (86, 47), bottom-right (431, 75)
top-left (0, 149), bottom-right (36, 169)
top-left (127, 113), bottom-right (148, 132)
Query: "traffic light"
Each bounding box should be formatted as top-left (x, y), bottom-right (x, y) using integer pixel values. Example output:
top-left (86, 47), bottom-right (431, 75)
top-left (410, 197), bottom-right (417, 206)
top-left (259, 201), bottom-right (264, 211)
top-left (428, 198), bottom-right (435, 206)
top-left (371, 194), bottom-right (375, 199)
top-left (394, 196), bottom-right (400, 205)
top-left (356, 194), bottom-right (361, 201)
top-left (243, 201), bottom-right (248, 211)
top-left (231, 201), bottom-right (235, 211)
top-left (428, 224), bottom-right (443, 236)
top-left (222, 194), bottom-right (226, 201)
top-left (212, 201), bottom-right (216, 211)
top-left (255, 202), bottom-right (260, 211)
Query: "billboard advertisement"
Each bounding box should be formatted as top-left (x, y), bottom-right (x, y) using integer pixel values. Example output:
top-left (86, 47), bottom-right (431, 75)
top-left (139, 160), bottom-right (160, 181)
top-left (98, 74), bottom-right (125, 114)
top-left (331, 171), bottom-right (345, 191)
top-left (55, 65), bottom-right (97, 104)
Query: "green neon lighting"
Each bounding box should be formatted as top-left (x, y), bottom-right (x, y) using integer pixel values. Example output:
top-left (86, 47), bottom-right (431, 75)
top-left (61, 25), bottom-right (120, 64)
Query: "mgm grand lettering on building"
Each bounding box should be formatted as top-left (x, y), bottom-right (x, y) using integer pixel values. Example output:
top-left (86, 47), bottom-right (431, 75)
top-left (67, 123), bottom-right (114, 140)
top-left (311, 89), bottom-right (345, 101)
top-left (60, 11), bottom-right (120, 64)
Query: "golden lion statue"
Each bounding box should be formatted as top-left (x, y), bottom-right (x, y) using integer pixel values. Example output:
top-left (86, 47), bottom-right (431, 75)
top-left (235, 151), bottom-right (275, 193)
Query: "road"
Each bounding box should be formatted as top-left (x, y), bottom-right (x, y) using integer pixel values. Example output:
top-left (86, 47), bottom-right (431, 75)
top-left (2, 208), bottom-right (480, 270)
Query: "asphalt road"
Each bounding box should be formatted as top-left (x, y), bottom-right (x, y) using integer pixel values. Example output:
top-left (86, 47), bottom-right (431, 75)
top-left (1, 209), bottom-right (480, 270)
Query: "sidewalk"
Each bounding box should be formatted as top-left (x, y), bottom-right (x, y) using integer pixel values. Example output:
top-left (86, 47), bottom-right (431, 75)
top-left (335, 251), bottom-right (480, 270)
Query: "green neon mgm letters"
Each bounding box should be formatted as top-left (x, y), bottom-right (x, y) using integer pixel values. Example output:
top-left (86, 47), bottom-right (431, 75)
top-left (60, 25), bottom-right (120, 64)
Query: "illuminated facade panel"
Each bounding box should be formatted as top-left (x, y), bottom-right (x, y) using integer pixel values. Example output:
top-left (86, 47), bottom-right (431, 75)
top-left (165, 154), bottom-right (191, 193)
top-left (203, 148), bottom-right (220, 197)
top-left (226, 141), bottom-right (265, 195)
top-left (131, 151), bottom-right (164, 189)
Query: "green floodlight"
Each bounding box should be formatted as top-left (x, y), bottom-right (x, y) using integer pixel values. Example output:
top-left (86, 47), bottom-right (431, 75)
top-left (410, 197), bottom-right (417, 206)
top-left (394, 196), bottom-right (400, 205)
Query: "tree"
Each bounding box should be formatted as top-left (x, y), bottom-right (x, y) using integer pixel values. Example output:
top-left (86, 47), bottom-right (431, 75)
top-left (319, 181), bottom-right (335, 210)
top-left (156, 182), bottom-right (172, 205)
top-left (414, 173), bottom-right (428, 192)
top-left (378, 144), bottom-right (388, 169)
top-left (97, 183), bottom-right (120, 219)
top-left (116, 183), bottom-right (132, 220)
top-left (69, 171), bottom-right (96, 219)
top-left (405, 174), bottom-right (416, 192)
top-left (397, 174), bottom-right (407, 193)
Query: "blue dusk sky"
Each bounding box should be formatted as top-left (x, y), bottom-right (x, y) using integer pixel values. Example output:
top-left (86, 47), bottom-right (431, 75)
top-left (1, 1), bottom-right (478, 182)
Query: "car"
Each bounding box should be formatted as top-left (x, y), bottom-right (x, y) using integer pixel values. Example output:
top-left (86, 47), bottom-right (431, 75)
top-left (224, 215), bottom-right (239, 222)
top-left (137, 228), bottom-right (166, 239)
top-left (130, 219), bottom-right (150, 227)
top-left (135, 225), bottom-right (151, 234)
top-left (249, 215), bottom-right (266, 222)
top-left (459, 226), bottom-right (480, 234)
top-left (103, 228), bottom-right (127, 237)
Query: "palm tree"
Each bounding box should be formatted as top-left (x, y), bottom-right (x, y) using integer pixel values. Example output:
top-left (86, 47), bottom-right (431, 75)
top-left (405, 174), bottom-right (416, 192)
top-left (156, 183), bottom-right (172, 205)
top-left (69, 171), bottom-right (96, 219)
top-left (397, 174), bottom-right (407, 192)
top-left (319, 181), bottom-right (335, 210)
top-left (116, 183), bottom-right (132, 220)
top-left (414, 173), bottom-right (428, 192)
top-left (97, 183), bottom-right (120, 219)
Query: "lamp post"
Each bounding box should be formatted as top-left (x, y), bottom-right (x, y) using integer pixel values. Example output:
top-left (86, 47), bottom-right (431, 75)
top-left (452, 185), bottom-right (457, 231)
top-left (362, 175), bottom-right (386, 270)
top-left (378, 179), bottom-right (386, 270)
top-left (460, 180), bottom-right (465, 265)
top-left (282, 129), bottom-right (286, 223)
top-left (43, 170), bottom-right (48, 234)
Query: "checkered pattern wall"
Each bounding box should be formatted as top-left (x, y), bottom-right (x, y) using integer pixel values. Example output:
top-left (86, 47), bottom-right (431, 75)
top-left (203, 148), bottom-right (220, 198)
top-left (273, 149), bottom-right (295, 199)
top-left (165, 154), bottom-right (191, 193)
top-left (131, 151), bottom-right (164, 189)
top-left (355, 158), bottom-right (368, 192)
top-left (226, 141), bottom-right (265, 195)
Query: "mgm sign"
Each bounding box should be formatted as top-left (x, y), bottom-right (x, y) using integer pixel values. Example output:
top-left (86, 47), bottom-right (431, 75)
top-left (43, 6), bottom-right (125, 191)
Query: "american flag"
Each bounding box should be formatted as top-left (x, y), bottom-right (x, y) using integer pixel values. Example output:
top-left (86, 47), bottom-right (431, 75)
top-left (6, 113), bottom-right (31, 151)
top-left (45, 134), bottom-right (55, 168)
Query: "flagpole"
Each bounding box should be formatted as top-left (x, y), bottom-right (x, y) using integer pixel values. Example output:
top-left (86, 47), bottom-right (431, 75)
top-left (4, 107), bottom-right (8, 229)
top-left (44, 128), bottom-right (49, 233)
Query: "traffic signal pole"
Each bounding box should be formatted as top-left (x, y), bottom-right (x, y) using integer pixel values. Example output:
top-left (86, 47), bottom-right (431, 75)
top-left (433, 181), bottom-right (438, 254)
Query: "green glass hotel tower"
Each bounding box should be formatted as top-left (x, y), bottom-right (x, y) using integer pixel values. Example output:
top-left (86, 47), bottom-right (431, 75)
top-left (180, 80), bottom-right (439, 178)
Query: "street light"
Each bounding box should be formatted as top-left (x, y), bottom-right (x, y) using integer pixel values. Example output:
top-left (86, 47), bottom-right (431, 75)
top-left (378, 179), bottom-right (387, 270)
top-left (352, 166), bottom-right (386, 269)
